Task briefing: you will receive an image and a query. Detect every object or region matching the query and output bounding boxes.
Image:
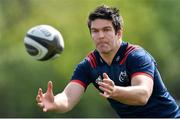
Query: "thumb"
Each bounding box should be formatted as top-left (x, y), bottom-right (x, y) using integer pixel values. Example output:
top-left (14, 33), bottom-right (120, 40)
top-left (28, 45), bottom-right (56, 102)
top-left (47, 81), bottom-right (53, 94)
top-left (43, 107), bottom-right (48, 112)
top-left (103, 73), bottom-right (109, 79)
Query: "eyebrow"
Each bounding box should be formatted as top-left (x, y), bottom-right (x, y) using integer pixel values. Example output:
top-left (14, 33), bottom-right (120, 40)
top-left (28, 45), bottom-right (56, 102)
top-left (91, 26), bottom-right (112, 30)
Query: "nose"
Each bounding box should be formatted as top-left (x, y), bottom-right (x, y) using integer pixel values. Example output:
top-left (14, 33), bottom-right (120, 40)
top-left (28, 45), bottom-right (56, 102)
top-left (98, 31), bottom-right (105, 39)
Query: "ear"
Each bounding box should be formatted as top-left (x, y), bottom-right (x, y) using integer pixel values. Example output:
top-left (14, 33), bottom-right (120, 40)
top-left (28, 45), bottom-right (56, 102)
top-left (116, 30), bottom-right (122, 39)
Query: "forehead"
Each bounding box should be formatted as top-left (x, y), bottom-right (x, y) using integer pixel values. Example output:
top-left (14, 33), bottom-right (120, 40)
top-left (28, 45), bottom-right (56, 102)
top-left (91, 19), bottom-right (113, 29)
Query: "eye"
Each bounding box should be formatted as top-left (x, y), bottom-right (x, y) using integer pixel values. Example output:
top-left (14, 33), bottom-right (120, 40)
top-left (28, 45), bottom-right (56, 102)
top-left (103, 28), bottom-right (112, 32)
top-left (91, 29), bottom-right (98, 33)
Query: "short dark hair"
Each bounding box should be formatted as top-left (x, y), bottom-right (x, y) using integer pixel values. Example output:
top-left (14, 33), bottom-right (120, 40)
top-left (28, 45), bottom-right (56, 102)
top-left (88, 5), bottom-right (123, 34)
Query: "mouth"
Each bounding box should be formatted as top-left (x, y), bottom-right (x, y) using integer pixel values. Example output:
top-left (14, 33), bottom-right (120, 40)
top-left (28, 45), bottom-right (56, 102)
top-left (96, 42), bottom-right (109, 51)
top-left (97, 42), bottom-right (108, 47)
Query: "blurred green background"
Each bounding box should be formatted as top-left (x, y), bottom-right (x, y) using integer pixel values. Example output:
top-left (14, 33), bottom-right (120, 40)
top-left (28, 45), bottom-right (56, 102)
top-left (0, 0), bottom-right (180, 117)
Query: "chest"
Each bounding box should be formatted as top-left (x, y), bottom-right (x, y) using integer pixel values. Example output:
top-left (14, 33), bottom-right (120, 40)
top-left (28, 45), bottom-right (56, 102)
top-left (90, 64), bottom-right (131, 89)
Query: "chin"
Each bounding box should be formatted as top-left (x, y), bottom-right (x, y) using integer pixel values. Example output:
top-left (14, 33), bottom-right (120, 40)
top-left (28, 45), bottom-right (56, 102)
top-left (98, 50), bottom-right (110, 54)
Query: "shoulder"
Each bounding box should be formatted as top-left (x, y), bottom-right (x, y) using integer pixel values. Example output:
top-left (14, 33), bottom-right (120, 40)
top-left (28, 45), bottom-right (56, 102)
top-left (126, 44), bottom-right (156, 72)
top-left (120, 43), bottom-right (143, 64)
top-left (84, 51), bottom-right (98, 68)
top-left (76, 50), bottom-right (97, 69)
top-left (125, 44), bottom-right (156, 78)
top-left (127, 46), bottom-right (154, 63)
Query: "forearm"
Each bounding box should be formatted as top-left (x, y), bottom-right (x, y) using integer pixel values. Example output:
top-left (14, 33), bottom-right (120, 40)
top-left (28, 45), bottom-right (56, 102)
top-left (53, 92), bottom-right (74, 113)
top-left (53, 82), bottom-right (84, 113)
top-left (111, 85), bottom-right (150, 105)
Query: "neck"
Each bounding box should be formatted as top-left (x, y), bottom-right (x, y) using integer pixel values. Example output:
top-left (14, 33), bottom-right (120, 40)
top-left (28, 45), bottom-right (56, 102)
top-left (100, 40), bottom-right (122, 65)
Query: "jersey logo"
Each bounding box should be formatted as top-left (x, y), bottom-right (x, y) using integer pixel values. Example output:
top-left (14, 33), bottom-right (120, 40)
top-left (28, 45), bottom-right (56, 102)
top-left (119, 71), bottom-right (128, 82)
top-left (95, 75), bottom-right (102, 84)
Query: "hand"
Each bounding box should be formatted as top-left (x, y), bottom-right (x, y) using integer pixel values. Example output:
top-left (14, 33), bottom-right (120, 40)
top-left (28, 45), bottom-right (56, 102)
top-left (98, 73), bottom-right (115, 98)
top-left (36, 81), bottom-right (57, 112)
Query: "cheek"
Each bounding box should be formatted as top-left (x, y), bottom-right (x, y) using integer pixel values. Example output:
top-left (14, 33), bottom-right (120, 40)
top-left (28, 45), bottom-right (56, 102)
top-left (105, 33), bottom-right (115, 41)
top-left (91, 34), bottom-right (98, 42)
top-left (91, 33), bottom-right (98, 39)
top-left (91, 36), bottom-right (97, 45)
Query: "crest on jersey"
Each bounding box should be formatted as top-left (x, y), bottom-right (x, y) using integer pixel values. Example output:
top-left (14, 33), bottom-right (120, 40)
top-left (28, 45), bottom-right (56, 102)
top-left (119, 71), bottom-right (128, 82)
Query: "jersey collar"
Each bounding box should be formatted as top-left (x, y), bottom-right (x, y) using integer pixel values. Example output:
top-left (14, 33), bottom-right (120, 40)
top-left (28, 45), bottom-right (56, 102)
top-left (94, 41), bottom-right (128, 66)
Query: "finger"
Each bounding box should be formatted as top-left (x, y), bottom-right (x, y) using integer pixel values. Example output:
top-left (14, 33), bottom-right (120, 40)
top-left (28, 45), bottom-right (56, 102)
top-left (47, 81), bottom-right (53, 94)
top-left (99, 92), bottom-right (110, 98)
top-left (36, 95), bottom-right (41, 102)
top-left (98, 81), bottom-right (107, 88)
top-left (37, 102), bottom-right (44, 108)
top-left (38, 88), bottom-right (43, 97)
top-left (102, 73), bottom-right (114, 86)
top-left (102, 78), bottom-right (114, 86)
top-left (43, 107), bottom-right (47, 112)
top-left (103, 73), bottom-right (109, 79)
top-left (99, 82), bottom-right (114, 91)
top-left (36, 88), bottom-right (43, 102)
top-left (99, 86), bottom-right (112, 95)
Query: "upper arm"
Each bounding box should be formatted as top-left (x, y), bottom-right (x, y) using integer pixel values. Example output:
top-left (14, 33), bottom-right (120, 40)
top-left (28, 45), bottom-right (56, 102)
top-left (71, 58), bottom-right (92, 89)
top-left (62, 58), bottom-right (91, 110)
top-left (127, 49), bottom-right (155, 99)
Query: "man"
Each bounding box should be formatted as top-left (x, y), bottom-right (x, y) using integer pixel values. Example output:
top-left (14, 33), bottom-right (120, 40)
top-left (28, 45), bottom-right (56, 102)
top-left (36, 5), bottom-right (180, 117)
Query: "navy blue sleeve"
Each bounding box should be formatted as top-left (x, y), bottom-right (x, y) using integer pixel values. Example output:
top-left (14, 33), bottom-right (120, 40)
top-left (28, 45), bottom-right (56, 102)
top-left (126, 49), bottom-right (155, 79)
top-left (71, 58), bottom-right (92, 89)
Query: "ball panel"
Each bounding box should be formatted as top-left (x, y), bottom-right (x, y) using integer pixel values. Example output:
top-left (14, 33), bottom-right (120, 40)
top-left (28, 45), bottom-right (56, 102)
top-left (27, 25), bottom-right (55, 41)
top-left (24, 37), bottom-right (48, 60)
top-left (25, 44), bottom-right (39, 56)
top-left (55, 31), bottom-right (64, 49)
top-left (26, 34), bottom-right (51, 49)
top-left (53, 34), bottom-right (64, 54)
top-left (40, 50), bottom-right (57, 61)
